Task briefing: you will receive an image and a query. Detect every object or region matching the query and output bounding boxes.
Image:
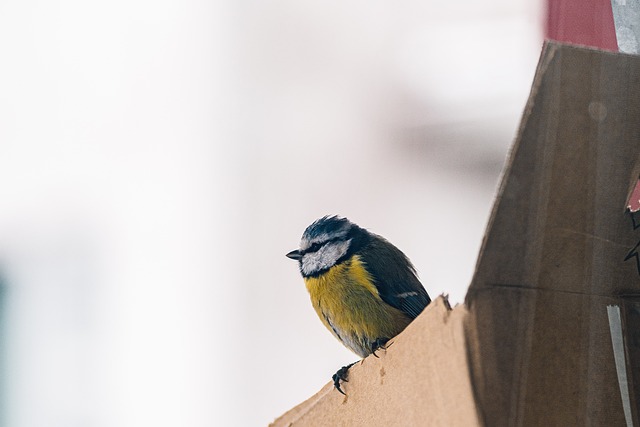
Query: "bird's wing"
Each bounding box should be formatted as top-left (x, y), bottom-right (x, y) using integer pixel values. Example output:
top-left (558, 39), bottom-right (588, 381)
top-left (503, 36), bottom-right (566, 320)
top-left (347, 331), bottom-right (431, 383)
top-left (359, 236), bottom-right (431, 319)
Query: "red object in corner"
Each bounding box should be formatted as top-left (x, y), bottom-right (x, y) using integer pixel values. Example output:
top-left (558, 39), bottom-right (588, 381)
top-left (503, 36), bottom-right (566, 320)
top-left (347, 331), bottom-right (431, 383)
top-left (629, 181), bottom-right (640, 212)
top-left (546, 0), bottom-right (618, 50)
top-left (546, 0), bottom-right (640, 211)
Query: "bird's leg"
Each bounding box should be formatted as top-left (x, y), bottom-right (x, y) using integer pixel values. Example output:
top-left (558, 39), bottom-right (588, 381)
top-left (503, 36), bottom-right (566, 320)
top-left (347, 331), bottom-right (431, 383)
top-left (332, 362), bottom-right (357, 395)
top-left (371, 338), bottom-right (391, 358)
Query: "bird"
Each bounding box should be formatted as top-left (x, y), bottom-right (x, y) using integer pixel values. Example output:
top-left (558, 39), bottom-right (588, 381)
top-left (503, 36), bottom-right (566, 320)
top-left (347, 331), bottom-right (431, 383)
top-left (286, 215), bottom-right (431, 394)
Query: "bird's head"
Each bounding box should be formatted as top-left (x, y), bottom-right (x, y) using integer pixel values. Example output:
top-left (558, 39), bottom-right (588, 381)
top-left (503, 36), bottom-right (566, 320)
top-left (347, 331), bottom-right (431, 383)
top-left (286, 216), bottom-right (368, 277)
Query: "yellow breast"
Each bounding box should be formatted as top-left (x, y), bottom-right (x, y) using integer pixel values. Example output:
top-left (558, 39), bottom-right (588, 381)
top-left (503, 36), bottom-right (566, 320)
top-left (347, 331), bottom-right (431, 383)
top-left (303, 255), bottom-right (411, 356)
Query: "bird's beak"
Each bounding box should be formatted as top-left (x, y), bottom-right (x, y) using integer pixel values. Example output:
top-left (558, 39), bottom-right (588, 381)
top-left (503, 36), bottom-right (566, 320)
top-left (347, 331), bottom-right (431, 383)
top-left (286, 249), bottom-right (302, 260)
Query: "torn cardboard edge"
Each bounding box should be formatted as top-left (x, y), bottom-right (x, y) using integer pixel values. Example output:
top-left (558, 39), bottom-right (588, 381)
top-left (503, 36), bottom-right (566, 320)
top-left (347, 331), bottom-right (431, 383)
top-left (272, 41), bottom-right (640, 427)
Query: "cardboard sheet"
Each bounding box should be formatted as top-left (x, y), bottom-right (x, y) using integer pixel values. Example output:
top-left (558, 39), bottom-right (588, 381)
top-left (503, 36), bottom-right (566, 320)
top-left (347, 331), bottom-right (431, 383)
top-left (271, 297), bottom-right (481, 427)
top-left (271, 42), bottom-right (640, 426)
top-left (466, 41), bottom-right (640, 426)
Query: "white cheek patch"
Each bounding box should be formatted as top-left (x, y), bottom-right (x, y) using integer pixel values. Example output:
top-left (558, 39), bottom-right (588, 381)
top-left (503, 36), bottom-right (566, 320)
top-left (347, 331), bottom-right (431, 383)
top-left (301, 239), bottom-right (352, 276)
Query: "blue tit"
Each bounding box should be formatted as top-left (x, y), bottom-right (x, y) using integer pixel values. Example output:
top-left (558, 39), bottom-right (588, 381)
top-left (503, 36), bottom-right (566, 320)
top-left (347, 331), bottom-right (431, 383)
top-left (286, 215), bottom-right (431, 394)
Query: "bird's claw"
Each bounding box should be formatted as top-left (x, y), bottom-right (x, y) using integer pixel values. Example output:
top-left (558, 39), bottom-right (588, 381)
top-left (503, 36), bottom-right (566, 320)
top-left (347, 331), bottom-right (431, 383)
top-left (371, 338), bottom-right (391, 357)
top-left (332, 362), bottom-right (357, 395)
top-left (331, 339), bottom-right (393, 395)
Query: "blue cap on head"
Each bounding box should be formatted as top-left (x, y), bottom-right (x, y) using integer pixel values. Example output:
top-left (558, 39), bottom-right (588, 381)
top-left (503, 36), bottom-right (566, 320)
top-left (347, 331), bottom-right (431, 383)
top-left (302, 215), bottom-right (351, 241)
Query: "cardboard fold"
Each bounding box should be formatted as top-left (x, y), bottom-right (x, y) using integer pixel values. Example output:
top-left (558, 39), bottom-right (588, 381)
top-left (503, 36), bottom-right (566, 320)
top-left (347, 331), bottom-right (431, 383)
top-left (466, 41), bottom-right (640, 426)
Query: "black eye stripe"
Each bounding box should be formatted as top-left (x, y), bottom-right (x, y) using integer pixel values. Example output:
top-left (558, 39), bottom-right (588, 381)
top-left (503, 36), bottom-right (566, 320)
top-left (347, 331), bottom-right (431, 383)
top-left (311, 242), bottom-right (322, 251)
top-left (302, 236), bottom-right (343, 254)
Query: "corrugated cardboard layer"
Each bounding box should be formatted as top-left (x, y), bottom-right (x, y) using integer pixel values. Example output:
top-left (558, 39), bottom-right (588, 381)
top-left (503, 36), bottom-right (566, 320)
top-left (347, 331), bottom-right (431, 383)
top-left (273, 42), bottom-right (640, 426)
top-left (270, 297), bottom-right (481, 427)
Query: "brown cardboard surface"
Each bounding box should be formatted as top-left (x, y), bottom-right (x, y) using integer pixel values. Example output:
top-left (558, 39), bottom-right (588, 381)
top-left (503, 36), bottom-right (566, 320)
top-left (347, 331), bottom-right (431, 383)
top-left (272, 42), bottom-right (640, 426)
top-left (270, 297), bottom-right (481, 427)
top-left (466, 41), bottom-right (640, 426)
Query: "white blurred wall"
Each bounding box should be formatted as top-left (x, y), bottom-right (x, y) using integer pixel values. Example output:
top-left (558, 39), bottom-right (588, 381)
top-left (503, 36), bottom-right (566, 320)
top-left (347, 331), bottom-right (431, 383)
top-left (0, 0), bottom-right (543, 426)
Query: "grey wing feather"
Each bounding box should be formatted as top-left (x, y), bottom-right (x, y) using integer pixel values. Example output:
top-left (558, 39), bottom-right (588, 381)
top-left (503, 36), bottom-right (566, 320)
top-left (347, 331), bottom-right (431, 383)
top-left (359, 235), bottom-right (431, 319)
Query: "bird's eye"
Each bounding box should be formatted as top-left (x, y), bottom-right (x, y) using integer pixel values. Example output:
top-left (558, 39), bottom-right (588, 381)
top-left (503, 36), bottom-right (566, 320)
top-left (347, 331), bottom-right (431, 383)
top-left (307, 242), bottom-right (323, 253)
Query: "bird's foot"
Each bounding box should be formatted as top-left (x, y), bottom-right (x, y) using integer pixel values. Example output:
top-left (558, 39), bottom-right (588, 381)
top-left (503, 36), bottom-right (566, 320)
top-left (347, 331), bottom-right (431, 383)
top-left (332, 362), bottom-right (357, 395)
top-left (371, 338), bottom-right (391, 358)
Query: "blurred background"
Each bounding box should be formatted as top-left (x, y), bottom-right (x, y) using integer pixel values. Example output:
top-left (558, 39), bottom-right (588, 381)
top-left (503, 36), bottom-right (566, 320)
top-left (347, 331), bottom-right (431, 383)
top-left (0, 0), bottom-right (543, 425)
